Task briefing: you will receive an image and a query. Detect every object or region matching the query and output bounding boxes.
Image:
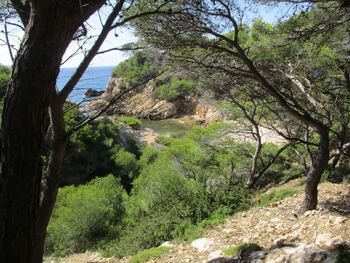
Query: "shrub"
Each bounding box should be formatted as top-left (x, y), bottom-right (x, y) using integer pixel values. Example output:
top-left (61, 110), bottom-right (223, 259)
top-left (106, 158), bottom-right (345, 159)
top-left (117, 116), bottom-right (142, 129)
top-left (0, 64), bottom-right (10, 98)
top-left (223, 245), bottom-right (242, 257)
top-left (45, 175), bottom-right (126, 256)
top-left (152, 77), bottom-right (197, 101)
top-left (129, 246), bottom-right (172, 263)
top-left (112, 52), bottom-right (156, 85)
top-left (223, 243), bottom-right (262, 257)
top-left (258, 187), bottom-right (299, 207)
top-left (113, 148), bottom-right (140, 181)
top-left (335, 244), bottom-right (350, 263)
top-left (173, 208), bottom-right (230, 241)
top-left (109, 157), bottom-right (210, 256)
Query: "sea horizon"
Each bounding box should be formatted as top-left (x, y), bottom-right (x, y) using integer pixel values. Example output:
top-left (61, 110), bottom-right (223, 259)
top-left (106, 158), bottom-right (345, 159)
top-left (57, 66), bottom-right (114, 103)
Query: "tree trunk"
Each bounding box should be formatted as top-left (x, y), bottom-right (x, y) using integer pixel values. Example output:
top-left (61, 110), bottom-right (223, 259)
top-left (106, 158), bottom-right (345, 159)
top-left (0, 1), bottom-right (104, 261)
top-left (246, 131), bottom-right (262, 188)
top-left (299, 128), bottom-right (329, 214)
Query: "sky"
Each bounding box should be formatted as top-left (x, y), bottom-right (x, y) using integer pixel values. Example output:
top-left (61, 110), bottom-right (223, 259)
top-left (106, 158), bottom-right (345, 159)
top-left (0, 2), bottom-right (298, 68)
top-left (0, 10), bottom-right (138, 68)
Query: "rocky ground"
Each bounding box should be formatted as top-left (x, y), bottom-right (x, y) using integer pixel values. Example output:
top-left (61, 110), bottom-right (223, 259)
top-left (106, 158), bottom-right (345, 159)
top-left (47, 179), bottom-right (349, 263)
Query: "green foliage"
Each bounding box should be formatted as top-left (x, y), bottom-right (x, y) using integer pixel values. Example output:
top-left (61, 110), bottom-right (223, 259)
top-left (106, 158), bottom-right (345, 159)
top-left (129, 246), bottom-right (172, 263)
top-left (106, 123), bottom-right (257, 257)
top-left (113, 148), bottom-right (140, 180)
top-left (137, 145), bottom-right (159, 168)
top-left (152, 77), bottom-right (197, 101)
top-left (0, 64), bottom-right (10, 98)
top-left (113, 157), bottom-right (210, 255)
top-left (62, 106), bottom-right (140, 188)
top-left (173, 208), bottom-right (229, 241)
top-left (117, 116), bottom-right (142, 129)
top-left (112, 52), bottom-right (156, 85)
top-left (335, 244), bottom-right (350, 263)
top-left (223, 243), bottom-right (262, 257)
top-left (45, 175), bottom-right (126, 256)
top-left (223, 245), bottom-right (242, 257)
top-left (258, 188), bottom-right (299, 207)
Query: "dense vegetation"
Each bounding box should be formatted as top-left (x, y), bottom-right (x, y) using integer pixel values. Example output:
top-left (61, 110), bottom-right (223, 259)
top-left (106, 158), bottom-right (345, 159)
top-left (112, 52), bottom-right (199, 101)
top-left (1, 0), bottom-right (349, 262)
top-left (112, 52), bottom-right (156, 86)
top-left (42, 2), bottom-right (350, 258)
top-left (45, 113), bottom-right (306, 257)
top-left (0, 64), bottom-right (10, 122)
top-left (0, 64), bottom-right (10, 92)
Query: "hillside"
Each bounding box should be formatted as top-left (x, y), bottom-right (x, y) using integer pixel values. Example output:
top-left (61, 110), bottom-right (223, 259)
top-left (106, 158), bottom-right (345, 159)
top-left (47, 179), bottom-right (349, 263)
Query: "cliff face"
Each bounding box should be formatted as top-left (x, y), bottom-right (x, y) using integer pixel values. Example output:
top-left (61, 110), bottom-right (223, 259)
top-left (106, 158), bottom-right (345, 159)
top-left (89, 78), bottom-right (196, 120)
top-left (89, 77), bottom-right (224, 124)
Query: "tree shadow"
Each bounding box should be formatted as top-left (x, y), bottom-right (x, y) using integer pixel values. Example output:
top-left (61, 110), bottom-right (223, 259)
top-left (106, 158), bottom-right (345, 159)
top-left (320, 189), bottom-right (350, 216)
top-left (207, 258), bottom-right (238, 263)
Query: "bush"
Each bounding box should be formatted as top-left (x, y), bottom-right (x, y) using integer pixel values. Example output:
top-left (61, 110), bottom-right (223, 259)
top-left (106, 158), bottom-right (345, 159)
top-left (117, 116), bottom-right (142, 129)
top-left (113, 148), bottom-right (140, 181)
top-left (335, 244), bottom-right (350, 263)
top-left (45, 175), bottom-right (126, 256)
top-left (173, 208), bottom-right (230, 241)
top-left (223, 243), bottom-right (262, 257)
top-left (258, 187), bottom-right (299, 207)
top-left (108, 157), bottom-right (210, 256)
top-left (223, 245), bottom-right (242, 257)
top-left (152, 77), bottom-right (197, 101)
top-left (129, 246), bottom-right (172, 263)
top-left (112, 52), bottom-right (156, 85)
top-left (0, 64), bottom-right (10, 98)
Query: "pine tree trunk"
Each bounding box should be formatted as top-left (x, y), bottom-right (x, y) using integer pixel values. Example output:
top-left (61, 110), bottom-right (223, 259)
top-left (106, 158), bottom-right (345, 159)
top-left (0, 1), bottom-right (105, 261)
top-left (299, 129), bottom-right (329, 214)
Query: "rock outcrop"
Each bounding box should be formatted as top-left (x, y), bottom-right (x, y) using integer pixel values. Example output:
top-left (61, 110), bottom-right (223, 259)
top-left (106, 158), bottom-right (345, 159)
top-left (89, 78), bottom-right (196, 120)
top-left (88, 77), bottom-right (225, 124)
top-left (195, 102), bottom-right (224, 125)
top-left (85, 88), bottom-right (104, 97)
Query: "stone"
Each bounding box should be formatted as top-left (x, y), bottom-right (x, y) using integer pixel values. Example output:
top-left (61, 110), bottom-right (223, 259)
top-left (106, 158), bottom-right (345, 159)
top-left (288, 233), bottom-right (301, 242)
top-left (264, 243), bottom-right (336, 263)
top-left (274, 237), bottom-right (287, 247)
top-left (85, 88), bottom-right (104, 97)
top-left (316, 233), bottom-right (344, 249)
top-left (222, 228), bottom-right (233, 233)
top-left (270, 218), bottom-right (281, 223)
top-left (160, 241), bottom-right (174, 247)
top-left (207, 250), bottom-right (223, 260)
top-left (334, 216), bottom-right (347, 224)
top-left (303, 210), bottom-right (317, 217)
top-left (191, 238), bottom-right (214, 252)
top-left (316, 233), bottom-right (332, 247)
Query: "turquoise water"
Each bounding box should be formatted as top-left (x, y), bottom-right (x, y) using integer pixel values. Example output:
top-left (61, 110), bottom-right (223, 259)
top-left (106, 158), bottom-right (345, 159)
top-left (57, 66), bottom-right (113, 103)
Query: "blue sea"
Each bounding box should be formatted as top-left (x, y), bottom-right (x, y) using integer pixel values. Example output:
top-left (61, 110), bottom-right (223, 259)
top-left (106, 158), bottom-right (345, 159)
top-left (57, 66), bottom-right (113, 103)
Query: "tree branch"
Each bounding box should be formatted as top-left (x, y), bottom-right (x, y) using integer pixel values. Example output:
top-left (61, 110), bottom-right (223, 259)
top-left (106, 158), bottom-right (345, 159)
top-left (58, 0), bottom-right (126, 105)
top-left (10, 0), bottom-right (30, 26)
top-left (67, 70), bottom-right (165, 136)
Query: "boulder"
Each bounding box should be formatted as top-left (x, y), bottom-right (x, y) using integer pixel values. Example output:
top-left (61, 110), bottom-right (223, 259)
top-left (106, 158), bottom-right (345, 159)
top-left (315, 233), bottom-right (344, 250)
top-left (250, 243), bottom-right (336, 263)
top-left (85, 88), bottom-right (104, 97)
top-left (191, 238), bottom-right (214, 252)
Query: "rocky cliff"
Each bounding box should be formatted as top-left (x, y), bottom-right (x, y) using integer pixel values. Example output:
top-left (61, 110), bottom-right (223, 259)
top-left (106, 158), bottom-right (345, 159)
top-left (89, 77), bottom-right (224, 124)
